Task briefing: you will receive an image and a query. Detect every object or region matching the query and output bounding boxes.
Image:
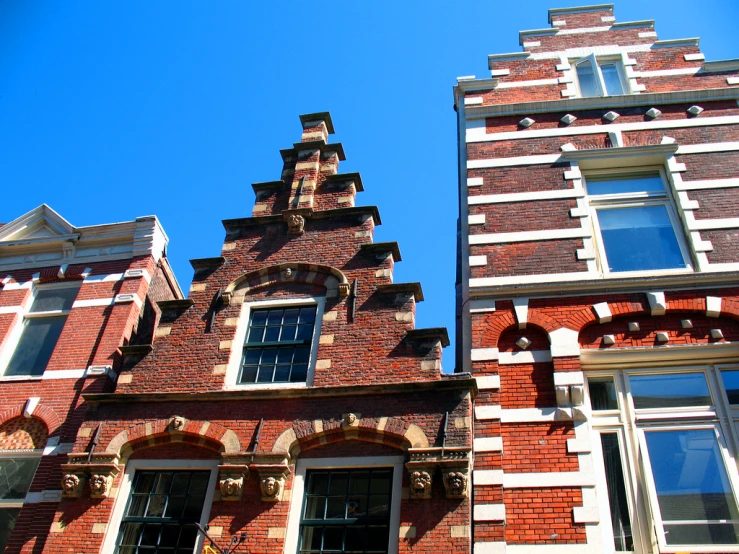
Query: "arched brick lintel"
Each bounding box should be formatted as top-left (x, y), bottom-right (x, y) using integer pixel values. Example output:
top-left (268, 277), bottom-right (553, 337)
top-left (225, 262), bottom-right (349, 299)
top-left (0, 403), bottom-right (60, 435)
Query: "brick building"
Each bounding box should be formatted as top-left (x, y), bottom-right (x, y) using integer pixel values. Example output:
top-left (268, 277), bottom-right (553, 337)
top-left (0, 206), bottom-right (182, 552)
top-left (454, 4), bottom-right (739, 554)
top-left (39, 113), bottom-right (475, 554)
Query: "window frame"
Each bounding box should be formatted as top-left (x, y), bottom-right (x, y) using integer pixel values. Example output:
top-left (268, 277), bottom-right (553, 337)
top-left (284, 456), bottom-right (404, 554)
top-left (583, 167), bottom-right (694, 277)
top-left (100, 459), bottom-right (219, 554)
top-left (224, 297), bottom-right (325, 390)
top-left (586, 366), bottom-right (739, 553)
top-left (0, 449), bottom-right (43, 552)
top-left (0, 283), bottom-right (80, 380)
top-left (573, 53), bottom-right (629, 98)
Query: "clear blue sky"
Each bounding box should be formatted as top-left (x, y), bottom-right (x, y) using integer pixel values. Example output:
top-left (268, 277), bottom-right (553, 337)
top-left (1, 1), bottom-right (737, 371)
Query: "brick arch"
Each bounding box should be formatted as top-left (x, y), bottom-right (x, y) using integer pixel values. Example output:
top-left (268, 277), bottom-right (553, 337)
top-left (104, 417), bottom-right (240, 457)
top-left (565, 299), bottom-right (648, 334)
top-left (0, 403), bottom-right (61, 435)
top-left (224, 262), bottom-right (349, 301)
top-left (527, 309), bottom-right (565, 335)
top-left (498, 324), bottom-right (551, 352)
top-left (271, 417), bottom-right (429, 457)
top-left (0, 416), bottom-right (49, 450)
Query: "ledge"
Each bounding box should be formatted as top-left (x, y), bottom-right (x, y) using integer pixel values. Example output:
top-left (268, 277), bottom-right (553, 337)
top-left (157, 299), bottom-right (195, 311)
top-left (376, 282), bottom-right (424, 302)
top-left (405, 328), bottom-right (451, 347)
top-left (251, 181), bottom-right (285, 195)
top-left (702, 58), bottom-right (739, 73)
top-left (118, 344), bottom-right (153, 357)
top-left (83, 377), bottom-right (478, 405)
top-left (280, 142), bottom-right (346, 162)
top-left (652, 37), bottom-right (700, 49)
top-left (324, 172), bottom-right (364, 192)
top-left (581, 341), bottom-right (739, 369)
top-left (189, 257), bottom-right (225, 270)
top-left (360, 242), bottom-right (402, 262)
top-left (300, 112), bottom-right (334, 134)
top-left (548, 4), bottom-right (613, 22)
top-left (560, 143), bottom-right (679, 162)
top-left (222, 206), bottom-right (382, 230)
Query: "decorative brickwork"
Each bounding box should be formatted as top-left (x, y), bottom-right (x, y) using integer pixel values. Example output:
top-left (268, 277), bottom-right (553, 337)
top-left (0, 417), bottom-right (48, 450)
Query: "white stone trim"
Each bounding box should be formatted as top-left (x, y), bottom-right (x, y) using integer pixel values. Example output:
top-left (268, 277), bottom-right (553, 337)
top-left (468, 154), bottom-right (561, 169)
top-left (476, 375), bottom-right (501, 390)
top-left (573, 506), bottom-right (600, 523)
top-left (553, 372), bottom-right (584, 386)
top-left (474, 543), bottom-right (506, 554)
top-left (676, 141), bottom-right (739, 154)
top-left (675, 177), bottom-right (739, 190)
top-left (634, 67), bottom-right (701, 78)
top-left (567, 438), bottom-right (592, 453)
top-left (496, 78), bottom-right (559, 89)
top-left (467, 177), bottom-right (484, 187)
top-left (527, 42), bottom-right (654, 61)
top-left (498, 350), bottom-right (552, 364)
top-left (469, 227), bottom-right (590, 245)
top-left (41, 369), bottom-right (86, 380)
top-left (72, 298), bottom-right (115, 308)
top-left (685, 53), bottom-right (706, 61)
top-left (465, 97), bottom-right (484, 106)
top-left (503, 471), bottom-right (595, 488)
top-left (490, 69), bottom-right (510, 77)
top-left (512, 297), bottom-right (528, 329)
top-left (470, 271), bottom-right (600, 288)
top-left (473, 504), bottom-right (506, 521)
top-left (470, 299), bottom-right (496, 313)
top-left (549, 327), bottom-right (580, 357)
top-left (706, 296), bottom-right (722, 317)
top-left (686, 216), bottom-right (739, 231)
top-left (500, 407), bottom-right (558, 423)
top-left (0, 305), bottom-right (23, 315)
top-left (507, 547), bottom-right (594, 554)
top-left (471, 348), bottom-right (499, 361)
top-left (470, 255), bottom-right (488, 267)
top-left (474, 437), bottom-right (503, 452)
top-left (468, 214), bottom-right (486, 225)
top-left (728, 77), bottom-right (739, 86)
top-left (123, 268), bottom-right (152, 283)
top-left (647, 291), bottom-right (666, 315)
top-left (475, 405), bottom-right (502, 420)
top-left (468, 188), bottom-right (584, 206)
top-left (474, 469), bottom-right (504, 484)
top-left (83, 273), bottom-right (124, 283)
top-left (592, 302), bottom-right (611, 323)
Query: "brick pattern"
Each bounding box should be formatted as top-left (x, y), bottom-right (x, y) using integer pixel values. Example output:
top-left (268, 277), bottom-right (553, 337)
top-left (0, 417), bottom-right (48, 450)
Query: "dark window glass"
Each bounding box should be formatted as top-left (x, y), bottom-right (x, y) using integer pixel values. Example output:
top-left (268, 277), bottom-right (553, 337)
top-left (0, 508), bottom-right (21, 554)
top-left (29, 288), bottom-right (78, 312)
top-left (299, 468), bottom-right (393, 554)
top-left (115, 470), bottom-right (210, 554)
top-left (0, 458), bottom-right (41, 500)
top-left (721, 371), bottom-right (739, 404)
top-left (239, 306), bottom-right (316, 384)
top-left (601, 434), bottom-right (633, 551)
top-left (589, 377), bottom-right (618, 410)
top-left (5, 317), bottom-right (67, 376)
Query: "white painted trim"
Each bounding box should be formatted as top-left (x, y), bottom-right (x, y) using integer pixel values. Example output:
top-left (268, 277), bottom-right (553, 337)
top-left (466, 114), bottom-right (739, 143)
top-left (465, 97), bottom-right (483, 106)
top-left (0, 281), bottom-right (33, 290)
top-left (496, 78), bottom-right (559, 89)
top-left (500, 407), bottom-right (558, 423)
top-left (0, 306), bottom-right (23, 315)
top-left (592, 301), bottom-right (611, 323)
top-left (468, 154), bottom-right (560, 169)
top-left (549, 327), bottom-right (581, 357)
top-left (100, 459), bottom-right (219, 554)
top-left (83, 273), bottom-right (124, 283)
top-left (528, 43), bottom-right (655, 62)
top-left (475, 405), bottom-right (502, 420)
top-left (512, 297), bottom-right (528, 329)
top-left (72, 297), bottom-right (115, 308)
top-left (634, 67), bottom-right (700, 78)
top-left (553, 371), bottom-right (584, 386)
top-left (475, 375), bottom-right (501, 390)
top-left (707, 296), bottom-right (722, 317)
top-left (474, 469), bottom-right (504, 484)
top-left (470, 299), bottom-right (496, 313)
top-left (687, 216), bottom-right (739, 231)
top-left (468, 214), bottom-right (486, 225)
top-left (506, 546), bottom-right (595, 554)
top-left (567, 438), bottom-right (592, 453)
top-left (474, 542), bottom-right (506, 554)
top-left (474, 437), bottom-right (503, 452)
top-left (284, 456), bottom-right (404, 554)
top-left (685, 53), bottom-right (706, 61)
top-left (676, 141), bottom-right (739, 154)
top-left (470, 227), bottom-right (590, 245)
top-left (573, 506), bottom-right (600, 523)
top-left (470, 271), bottom-right (600, 288)
top-left (123, 268), bottom-right (152, 283)
top-left (498, 350), bottom-right (552, 364)
top-left (503, 471), bottom-right (595, 488)
top-left (474, 503), bottom-right (506, 521)
top-left (469, 188), bottom-right (584, 205)
top-left (467, 177), bottom-right (484, 187)
top-left (40, 369), bottom-right (86, 380)
top-left (675, 177), bottom-right (739, 190)
top-left (471, 348), bottom-right (499, 361)
top-left (470, 255), bottom-right (488, 267)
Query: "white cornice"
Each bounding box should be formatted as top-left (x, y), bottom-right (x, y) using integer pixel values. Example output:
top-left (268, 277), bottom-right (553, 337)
top-left (581, 342), bottom-right (739, 369)
top-left (702, 58), bottom-right (739, 73)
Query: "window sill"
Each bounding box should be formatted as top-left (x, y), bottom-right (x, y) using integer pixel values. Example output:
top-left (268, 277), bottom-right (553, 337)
top-left (0, 375), bottom-right (43, 382)
top-left (601, 267), bottom-right (693, 279)
top-left (223, 382), bottom-right (309, 392)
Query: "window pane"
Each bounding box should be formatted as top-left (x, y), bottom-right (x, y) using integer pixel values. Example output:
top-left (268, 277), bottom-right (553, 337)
top-left (0, 458), bottom-right (41, 500)
top-left (576, 59), bottom-right (601, 97)
top-left (589, 377), bottom-right (619, 410)
top-left (587, 174), bottom-right (664, 196)
top-left (601, 63), bottom-right (624, 95)
top-left (645, 429), bottom-right (739, 545)
top-left (601, 434), bottom-right (633, 551)
top-left (630, 373), bottom-right (711, 408)
top-left (30, 288), bottom-right (78, 312)
top-left (5, 317), bottom-right (67, 376)
top-left (0, 508), bottom-right (20, 554)
top-left (598, 205), bottom-right (686, 272)
top-left (721, 370), bottom-right (739, 404)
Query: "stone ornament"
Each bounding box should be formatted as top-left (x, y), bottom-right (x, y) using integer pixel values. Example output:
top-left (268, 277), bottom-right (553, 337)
top-left (338, 282), bottom-right (350, 297)
top-left (342, 412), bottom-right (359, 429)
top-left (89, 474), bottom-right (111, 499)
top-left (442, 471), bottom-right (468, 499)
top-left (170, 416), bottom-right (186, 431)
top-left (260, 475), bottom-right (284, 502)
top-left (61, 473), bottom-right (86, 498)
top-left (286, 214), bottom-right (305, 235)
top-left (282, 267), bottom-right (293, 279)
top-left (219, 475), bottom-right (245, 501)
top-left (409, 470), bottom-right (433, 499)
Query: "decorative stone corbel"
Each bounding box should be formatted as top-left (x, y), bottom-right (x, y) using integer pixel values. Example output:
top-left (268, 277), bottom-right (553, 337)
top-left (341, 412), bottom-right (360, 429)
top-left (218, 464), bottom-right (249, 501)
top-left (221, 291), bottom-right (233, 306)
top-left (406, 447), bottom-right (471, 500)
top-left (170, 416), bottom-right (187, 432)
top-left (89, 473), bottom-right (113, 499)
top-left (285, 214), bottom-right (305, 235)
top-left (63, 452), bottom-right (121, 500)
top-left (61, 472), bottom-right (87, 498)
top-left (338, 282), bottom-right (350, 297)
top-left (408, 470), bottom-right (433, 499)
top-left (442, 470), bottom-right (469, 499)
top-left (251, 459), bottom-right (291, 502)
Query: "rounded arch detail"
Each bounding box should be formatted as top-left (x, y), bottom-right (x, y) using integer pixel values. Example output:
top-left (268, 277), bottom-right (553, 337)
top-left (224, 262), bottom-right (349, 302)
top-left (0, 402), bottom-right (60, 435)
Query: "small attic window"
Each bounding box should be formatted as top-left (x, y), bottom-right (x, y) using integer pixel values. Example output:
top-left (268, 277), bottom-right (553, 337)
top-left (574, 54), bottom-right (626, 97)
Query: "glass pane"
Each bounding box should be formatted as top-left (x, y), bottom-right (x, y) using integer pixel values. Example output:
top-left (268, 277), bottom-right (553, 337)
top-left (30, 288), bottom-right (78, 312)
top-left (0, 458), bottom-right (41, 500)
top-left (118, 522), bottom-right (143, 547)
top-left (134, 472), bottom-right (156, 494)
top-left (630, 373), bottom-right (711, 408)
top-left (0, 508), bottom-right (20, 554)
top-left (601, 434), bottom-right (633, 551)
top-left (589, 377), bottom-right (619, 410)
top-left (5, 317), bottom-right (66, 376)
top-left (587, 174), bottom-right (665, 196)
top-left (304, 497), bottom-right (326, 519)
top-left (645, 429), bottom-right (739, 545)
top-left (250, 310), bottom-right (268, 326)
top-left (601, 63), bottom-right (624, 95)
top-left (325, 497), bottom-right (346, 519)
top-left (299, 526), bottom-right (323, 552)
top-left (307, 472), bottom-right (329, 495)
top-left (329, 473), bottom-right (349, 495)
top-left (576, 59), bottom-right (601, 97)
top-left (284, 308), bottom-right (300, 324)
top-left (366, 526), bottom-right (389, 552)
top-left (323, 526), bottom-right (344, 550)
top-left (721, 370), bottom-right (739, 404)
top-left (300, 307), bottom-right (316, 324)
top-left (264, 326), bottom-right (280, 342)
top-left (598, 205), bottom-right (685, 272)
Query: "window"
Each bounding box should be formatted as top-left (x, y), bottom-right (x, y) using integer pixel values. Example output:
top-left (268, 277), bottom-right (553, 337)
top-left (102, 461), bottom-right (218, 554)
top-left (0, 455), bottom-right (41, 552)
top-left (298, 468), bottom-right (393, 553)
top-left (285, 457), bottom-right (403, 554)
top-left (584, 170), bottom-right (691, 274)
top-left (2, 287), bottom-right (78, 377)
top-left (587, 369), bottom-right (739, 552)
top-left (115, 470), bottom-right (210, 554)
top-left (574, 54), bottom-right (626, 97)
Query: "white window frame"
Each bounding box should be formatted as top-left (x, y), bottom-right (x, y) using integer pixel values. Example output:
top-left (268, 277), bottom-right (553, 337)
top-left (573, 53), bottom-right (630, 97)
top-left (224, 296), bottom-right (325, 390)
top-left (586, 366), bottom-right (739, 553)
top-left (284, 456), bottom-right (404, 554)
top-left (583, 167), bottom-right (694, 277)
top-left (0, 283), bottom-right (80, 380)
top-left (0, 449), bottom-right (44, 549)
top-left (100, 459), bottom-right (219, 554)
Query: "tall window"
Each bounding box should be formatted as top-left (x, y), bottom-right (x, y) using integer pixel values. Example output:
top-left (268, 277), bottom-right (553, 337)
top-left (239, 306), bottom-right (317, 384)
top-left (0, 455), bottom-right (41, 552)
top-left (584, 171), bottom-right (690, 274)
top-left (298, 468), bottom-right (394, 554)
top-left (574, 54), bottom-right (626, 97)
top-left (587, 369), bottom-right (739, 552)
top-left (115, 470), bottom-right (210, 554)
top-left (3, 287), bottom-right (78, 377)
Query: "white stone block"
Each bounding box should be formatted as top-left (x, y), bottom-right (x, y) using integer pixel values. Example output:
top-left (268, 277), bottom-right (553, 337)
top-left (645, 107), bottom-right (662, 119)
top-left (603, 111), bottom-right (620, 122)
top-left (474, 437), bottom-right (504, 452)
top-left (656, 332), bottom-right (669, 342)
top-left (471, 348), bottom-right (499, 361)
top-left (474, 504), bottom-right (506, 521)
top-left (476, 375), bottom-right (501, 390)
top-left (560, 113), bottom-right (577, 125)
top-left (602, 335), bottom-right (615, 345)
top-left (592, 302), bottom-right (612, 323)
top-left (515, 336), bottom-right (532, 350)
top-left (681, 319), bottom-right (693, 329)
top-left (519, 117), bottom-right (535, 128)
top-left (475, 405), bottom-right (502, 420)
top-left (628, 322), bottom-right (640, 332)
top-left (687, 105), bottom-right (704, 116)
top-left (706, 296), bottom-right (722, 317)
top-left (711, 329), bottom-right (724, 339)
top-left (647, 291), bottom-right (666, 316)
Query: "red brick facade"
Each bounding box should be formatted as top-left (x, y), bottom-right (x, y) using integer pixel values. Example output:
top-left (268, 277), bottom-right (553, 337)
top-left (456, 4), bottom-right (739, 554)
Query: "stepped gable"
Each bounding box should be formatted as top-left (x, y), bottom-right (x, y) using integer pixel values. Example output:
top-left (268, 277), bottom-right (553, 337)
top-left (116, 112), bottom-right (450, 393)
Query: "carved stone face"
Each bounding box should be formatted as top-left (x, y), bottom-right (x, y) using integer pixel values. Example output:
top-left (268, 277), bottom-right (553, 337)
top-left (410, 471), bottom-right (432, 494)
top-left (286, 214), bottom-right (305, 235)
top-left (171, 417), bottom-right (185, 430)
top-left (445, 472), bottom-right (467, 496)
top-left (261, 476), bottom-right (279, 498)
top-left (345, 413), bottom-right (357, 425)
top-left (90, 474), bottom-right (108, 494)
top-left (221, 478), bottom-right (240, 497)
top-left (62, 474), bottom-right (80, 493)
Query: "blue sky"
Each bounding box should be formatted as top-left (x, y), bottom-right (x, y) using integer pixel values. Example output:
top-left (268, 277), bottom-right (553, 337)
top-left (1, 1), bottom-right (737, 371)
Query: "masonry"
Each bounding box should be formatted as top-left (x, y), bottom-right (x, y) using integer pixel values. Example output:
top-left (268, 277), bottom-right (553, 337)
top-left (455, 4), bottom-right (739, 554)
